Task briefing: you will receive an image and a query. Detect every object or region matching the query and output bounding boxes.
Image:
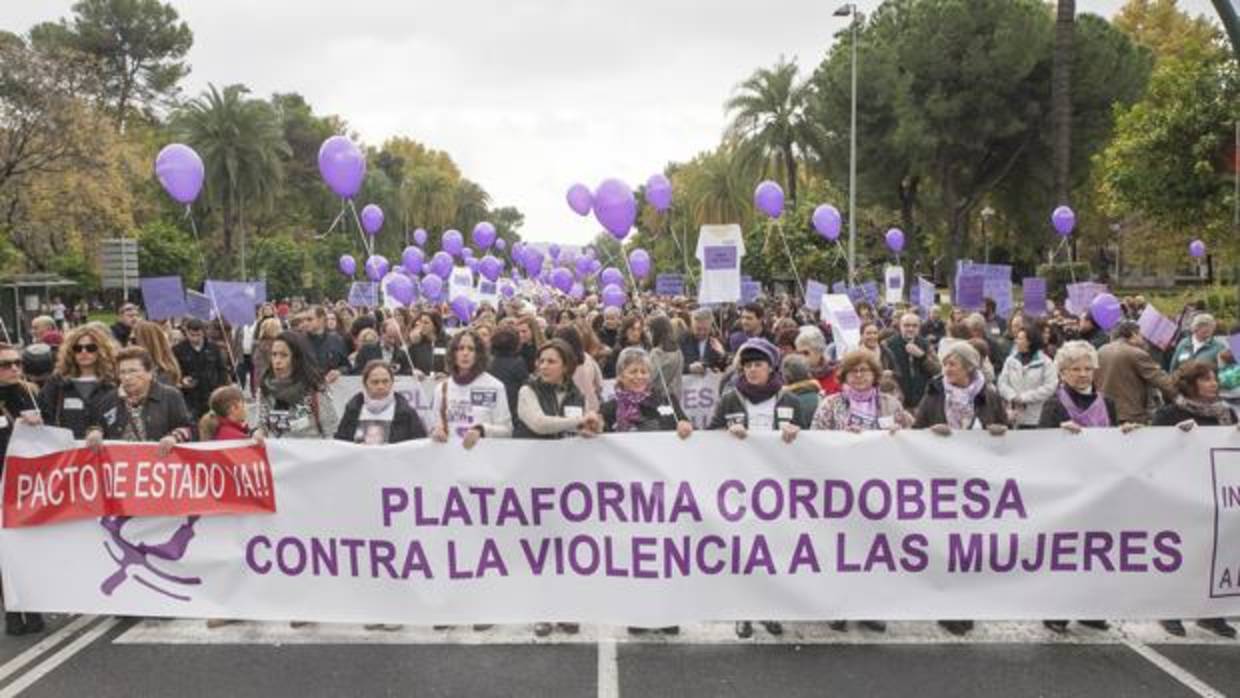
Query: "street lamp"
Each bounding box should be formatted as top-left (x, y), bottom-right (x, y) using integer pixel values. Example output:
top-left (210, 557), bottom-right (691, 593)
top-left (980, 206), bottom-right (995, 264)
top-left (834, 3), bottom-right (858, 283)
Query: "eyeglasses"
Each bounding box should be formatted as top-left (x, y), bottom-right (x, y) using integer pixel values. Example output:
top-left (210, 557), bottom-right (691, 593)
top-left (0, 360), bottom-right (22, 369)
top-left (74, 344), bottom-right (99, 354)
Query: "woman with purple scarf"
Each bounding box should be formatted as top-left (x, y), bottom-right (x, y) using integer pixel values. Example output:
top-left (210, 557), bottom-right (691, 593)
top-left (708, 337), bottom-right (802, 640)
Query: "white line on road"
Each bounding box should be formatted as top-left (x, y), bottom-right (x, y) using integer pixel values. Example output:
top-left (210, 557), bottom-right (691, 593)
top-left (0, 615), bottom-right (95, 686)
top-left (597, 638), bottom-right (618, 698)
top-left (0, 616), bottom-right (119, 698)
top-left (1122, 639), bottom-right (1227, 698)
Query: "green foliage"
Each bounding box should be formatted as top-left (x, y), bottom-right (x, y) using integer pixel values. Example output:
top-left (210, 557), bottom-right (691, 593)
top-left (1035, 261), bottom-right (1095, 299)
top-left (250, 232), bottom-right (309, 300)
top-left (136, 220), bottom-right (203, 287)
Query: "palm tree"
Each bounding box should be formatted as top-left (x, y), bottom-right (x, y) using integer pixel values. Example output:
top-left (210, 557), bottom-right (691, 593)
top-left (1052, 0), bottom-right (1074, 207)
top-left (400, 166), bottom-right (457, 235)
top-left (683, 147), bottom-right (748, 226)
top-left (451, 178), bottom-right (491, 232)
top-left (173, 83), bottom-right (290, 273)
top-left (724, 57), bottom-right (823, 205)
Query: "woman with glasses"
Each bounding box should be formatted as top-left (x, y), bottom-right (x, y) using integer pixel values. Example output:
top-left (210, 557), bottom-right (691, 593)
top-left (0, 343), bottom-right (45, 636)
top-left (38, 325), bottom-right (118, 438)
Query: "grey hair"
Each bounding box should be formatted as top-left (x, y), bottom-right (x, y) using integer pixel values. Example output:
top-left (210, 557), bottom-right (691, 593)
top-left (691, 308), bottom-right (714, 325)
top-left (1054, 340), bottom-right (1099, 372)
top-left (603, 305), bottom-right (621, 318)
top-left (794, 326), bottom-right (828, 354)
top-left (1191, 313), bottom-right (1216, 330)
top-left (781, 353), bottom-right (812, 384)
top-left (941, 340), bottom-right (981, 374)
top-left (964, 313), bottom-right (987, 332)
top-left (615, 346), bottom-right (652, 376)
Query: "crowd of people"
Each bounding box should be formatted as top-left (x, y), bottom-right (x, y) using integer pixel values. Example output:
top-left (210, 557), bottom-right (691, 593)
top-left (1, 287), bottom-right (1237, 639)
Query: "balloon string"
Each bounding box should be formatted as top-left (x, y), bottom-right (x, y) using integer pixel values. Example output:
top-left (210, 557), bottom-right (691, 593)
top-left (184, 206), bottom-right (209, 279)
top-left (204, 287), bottom-right (241, 378)
top-left (771, 220), bottom-right (804, 301)
top-left (317, 204), bottom-right (348, 241)
top-left (664, 219), bottom-right (698, 294)
top-left (346, 200), bottom-right (373, 258)
top-left (620, 249), bottom-right (646, 315)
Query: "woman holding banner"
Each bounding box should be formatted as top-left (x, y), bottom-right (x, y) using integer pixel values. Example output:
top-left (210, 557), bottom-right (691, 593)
top-left (336, 360), bottom-right (427, 446)
top-left (256, 331), bottom-right (339, 441)
top-left (811, 350), bottom-right (912, 434)
top-left (39, 325), bottom-right (119, 439)
top-left (913, 340), bottom-right (1009, 638)
top-left (0, 342), bottom-right (46, 636)
top-left (515, 337), bottom-right (601, 638)
top-left (430, 329), bottom-right (512, 449)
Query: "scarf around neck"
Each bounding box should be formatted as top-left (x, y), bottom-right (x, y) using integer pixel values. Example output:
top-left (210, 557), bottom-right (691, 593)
top-left (613, 387), bottom-right (649, 432)
top-left (263, 373), bottom-right (307, 406)
top-left (943, 372), bottom-right (985, 429)
top-left (1057, 385), bottom-right (1111, 427)
top-left (1176, 395), bottom-right (1236, 425)
top-left (363, 392), bottom-right (396, 420)
top-left (841, 384), bottom-right (879, 420)
top-left (736, 374), bottom-right (783, 405)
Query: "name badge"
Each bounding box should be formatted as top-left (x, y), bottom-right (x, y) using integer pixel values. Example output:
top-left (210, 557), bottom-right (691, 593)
top-left (63, 397), bottom-right (84, 411)
top-left (878, 416), bottom-right (896, 429)
top-left (290, 416), bottom-right (311, 431)
top-left (433, 347), bottom-right (447, 357)
top-left (657, 405), bottom-right (674, 417)
top-left (470, 390), bottom-right (498, 407)
top-left (1179, 352), bottom-right (1191, 362)
top-left (564, 406), bottom-right (583, 419)
top-left (726, 412), bottom-right (746, 425)
top-left (0, 416), bottom-right (9, 430)
top-left (777, 407), bottom-right (795, 420)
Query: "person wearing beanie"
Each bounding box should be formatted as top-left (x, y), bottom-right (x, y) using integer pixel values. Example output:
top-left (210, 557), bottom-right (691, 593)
top-left (707, 336), bottom-right (803, 641)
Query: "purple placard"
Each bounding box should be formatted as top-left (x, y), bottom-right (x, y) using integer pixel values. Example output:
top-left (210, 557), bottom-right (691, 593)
top-left (1066, 282), bottom-right (1106, 317)
top-left (1231, 333), bottom-right (1240, 361)
top-left (1022, 278), bottom-right (1047, 317)
top-left (917, 277), bottom-right (935, 311)
top-left (348, 282), bottom-right (378, 307)
top-left (204, 280), bottom-right (259, 327)
top-left (139, 276), bottom-right (186, 321)
top-left (703, 246), bottom-right (738, 271)
top-left (846, 285), bottom-right (868, 306)
top-left (956, 274), bottom-right (985, 310)
top-left (741, 281), bottom-right (762, 303)
top-left (831, 281), bottom-right (848, 295)
top-left (1138, 305), bottom-right (1178, 350)
top-left (655, 274), bottom-right (684, 296)
top-left (185, 290), bottom-right (212, 322)
top-left (804, 280), bottom-right (827, 311)
top-left (861, 281), bottom-right (879, 305)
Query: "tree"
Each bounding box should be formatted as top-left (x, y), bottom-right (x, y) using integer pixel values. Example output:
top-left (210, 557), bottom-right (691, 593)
top-left (172, 83), bottom-right (290, 273)
top-left (724, 58), bottom-right (822, 205)
top-left (136, 220), bottom-right (204, 287)
top-left (30, 0), bottom-right (192, 128)
top-left (1115, 0), bottom-right (1228, 63)
top-left (452, 178), bottom-right (491, 232)
top-left (1052, 0), bottom-right (1075, 210)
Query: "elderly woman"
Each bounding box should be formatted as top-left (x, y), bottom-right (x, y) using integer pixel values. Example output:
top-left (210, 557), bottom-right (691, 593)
top-left (997, 319), bottom-right (1059, 428)
top-left (336, 360), bottom-right (427, 445)
top-left (1152, 360), bottom-right (1237, 638)
top-left (813, 350), bottom-right (913, 434)
top-left (1170, 313), bottom-right (1228, 370)
top-left (601, 347), bottom-right (692, 439)
top-left (913, 341), bottom-right (1008, 638)
top-left (39, 324), bottom-right (119, 438)
top-left (257, 331), bottom-right (339, 440)
top-left (795, 326), bottom-right (840, 395)
top-left (430, 328), bottom-right (513, 449)
top-left (781, 353), bottom-right (822, 428)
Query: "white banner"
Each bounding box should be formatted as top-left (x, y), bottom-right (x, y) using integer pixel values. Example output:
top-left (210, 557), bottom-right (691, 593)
top-left (4, 427), bottom-right (1240, 625)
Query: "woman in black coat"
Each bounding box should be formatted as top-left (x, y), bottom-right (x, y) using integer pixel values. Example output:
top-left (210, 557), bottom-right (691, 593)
top-left (335, 361), bottom-right (427, 445)
top-left (601, 346), bottom-right (693, 438)
top-left (487, 325), bottom-right (529, 419)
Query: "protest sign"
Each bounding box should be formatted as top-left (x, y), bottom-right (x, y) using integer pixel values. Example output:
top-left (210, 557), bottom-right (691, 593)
top-left (139, 277), bottom-right (187, 321)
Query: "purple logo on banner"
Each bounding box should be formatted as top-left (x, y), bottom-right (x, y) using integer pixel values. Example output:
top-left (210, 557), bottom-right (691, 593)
top-left (185, 290), bottom-right (212, 322)
top-left (139, 276), bottom-right (187, 321)
top-left (100, 515), bottom-right (202, 602)
top-left (1022, 278), bottom-right (1047, 317)
top-left (956, 274), bottom-right (985, 310)
top-left (703, 246), bottom-right (738, 271)
top-left (655, 274), bottom-right (684, 296)
top-left (348, 282), bottom-right (378, 307)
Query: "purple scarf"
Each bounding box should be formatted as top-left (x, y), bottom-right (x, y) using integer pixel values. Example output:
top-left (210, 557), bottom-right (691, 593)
top-left (736, 374), bottom-right (783, 405)
top-left (841, 384), bottom-right (879, 421)
top-left (613, 388), bottom-right (649, 432)
top-left (1057, 385), bottom-right (1111, 427)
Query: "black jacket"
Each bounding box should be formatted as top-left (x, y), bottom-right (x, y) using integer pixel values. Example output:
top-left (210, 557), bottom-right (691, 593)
top-left (1152, 402), bottom-right (1236, 427)
top-left (173, 339), bottom-right (231, 418)
top-left (307, 331), bottom-right (349, 373)
top-left (407, 339), bottom-right (446, 375)
top-left (680, 336), bottom-right (728, 373)
top-left (601, 393), bottom-right (687, 432)
top-left (488, 352), bottom-right (529, 418)
top-left (101, 381), bottom-right (193, 442)
top-left (39, 375), bottom-right (119, 439)
top-left (1038, 388), bottom-right (1119, 428)
top-left (912, 376), bottom-right (1009, 430)
top-left (514, 378), bottom-right (586, 440)
top-left (708, 388), bottom-right (805, 430)
top-left (334, 392), bottom-right (428, 443)
top-left (0, 383), bottom-right (38, 463)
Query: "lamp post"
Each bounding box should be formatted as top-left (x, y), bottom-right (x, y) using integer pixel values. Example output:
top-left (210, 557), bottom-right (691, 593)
top-left (834, 3), bottom-right (858, 283)
top-left (981, 206), bottom-right (995, 264)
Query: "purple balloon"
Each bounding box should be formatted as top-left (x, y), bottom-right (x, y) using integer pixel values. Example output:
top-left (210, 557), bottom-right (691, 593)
top-left (429, 251), bottom-right (454, 278)
top-left (1090, 293), bottom-right (1122, 331)
top-left (1189, 239), bottom-right (1207, 258)
top-left (501, 282), bottom-right (516, 299)
top-left (548, 244), bottom-right (561, 260)
top-left (442, 229), bottom-right (464, 257)
top-left (600, 267), bottom-right (625, 288)
top-left (629, 248), bottom-right (652, 279)
top-left (155, 144), bottom-right (204, 205)
top-left (413, 228), bottom-right (428, 246)
top-left (462, 247), bottom-right (475, 259)
top-left (466, 258), bottom-right (479, 273)
top-left (472, 221), bottom-right (497, 250)
top-left (1051, 206), bottom-right (1076, 237)
top-left (646, 173), bottom-right (673, 212)
top-left (593, 179), bottom-right (637, 240)
top-left (317, 136), bottom-right (366, 199)
top-left (421, 274), bottom-right (444, 301)
top-left (364, 255), bottom-right (389, 282)
top-left (550, 267), bottom-right (574, 293)
top-left (601, 284), bottom-right (626, 309)
top-left (885, 228), bottom-right (905, 253)
top-left (812, 204), bottom-right (842, 241)
top-left (384, 273), bottom-right (415, 306)
top-left (567, 183), bottom-right (593, 216)
top-left (495, 238), bottom-right (506, 251)
top-left (450, 295), bottom-right (476, 323)
top-left (338, 254), bottom-right (356, 277)
top-left (754, 180), bottom-right (784, 219)
top-left (402, 246), bottom-right (425, 275)
top-left (360, 204), bottom-right (383, 235)
top-left (575, 256), bottom-right (593, 277)
top-left (479, 255), bottom-right (503, 282)
top-left (522, 248), bottom-right (545, 276)
top-left (569, 282), bottom-right (585, 301)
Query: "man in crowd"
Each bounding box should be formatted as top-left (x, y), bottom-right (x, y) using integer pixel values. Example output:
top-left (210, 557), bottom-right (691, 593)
top-left (883, 312), bottom-right (940, 410)
top-left (1169, 313), bottom-right (1228, 370)
top-left (304, 305), bottom-right (347, 382)
top-left (1096, 320), bottom-right (1177, 425)
top-left (111, 303), bottom-right (140, 346)
top-left (173, 318), bottom-right (232, 419)
top-left (682, 308), bottom-right (727, 375)
top-left (729, 303), bottom-right (772, 350)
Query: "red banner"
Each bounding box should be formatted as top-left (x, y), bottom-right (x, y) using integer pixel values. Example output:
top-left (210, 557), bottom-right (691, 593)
top-left (3, 443), bottom-right (276, 528)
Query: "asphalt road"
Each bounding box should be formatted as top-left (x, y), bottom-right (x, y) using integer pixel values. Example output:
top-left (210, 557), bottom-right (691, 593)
top-left (0, 617), bottom-right (1235, 697)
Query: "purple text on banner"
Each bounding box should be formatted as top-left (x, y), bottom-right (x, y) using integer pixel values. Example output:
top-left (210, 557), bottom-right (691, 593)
top-left (139, 276), bottom-right (186, 321)
top-left (804, 280), bottom-right (827, 311)
top-left (1022, 278), bottom-right (1047, 317)
top-left (655, 274), bottom-right (685, 296)
top-left (703, 246), bottom-right (737, 271)
top-left (185, 290), bottom-right (212, 322)
top-left (956, 274), bottom-right (985, 310)
top-left (1137, 305), bottom-right (1178, 351)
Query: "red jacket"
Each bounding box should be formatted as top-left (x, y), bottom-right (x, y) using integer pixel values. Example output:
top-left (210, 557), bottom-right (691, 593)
top-left (214, 417), bottom-right (250, 440)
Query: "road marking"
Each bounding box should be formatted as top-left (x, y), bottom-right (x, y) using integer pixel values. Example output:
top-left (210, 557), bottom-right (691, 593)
top-left (597, 638), bottom-right (618, 698)
top-left (1122, 639), bottom-right (1226, 698)
top-left (114, 619), bottom-right (1240, 647)
top-left (0, 615), bottom-right (94, 685)
top-left (0, 616), bottom-right (119, 698)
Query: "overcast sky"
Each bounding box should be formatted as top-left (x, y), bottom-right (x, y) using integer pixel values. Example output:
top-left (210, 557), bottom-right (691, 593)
top-left (2, 0), bottom-right (1224, 245)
